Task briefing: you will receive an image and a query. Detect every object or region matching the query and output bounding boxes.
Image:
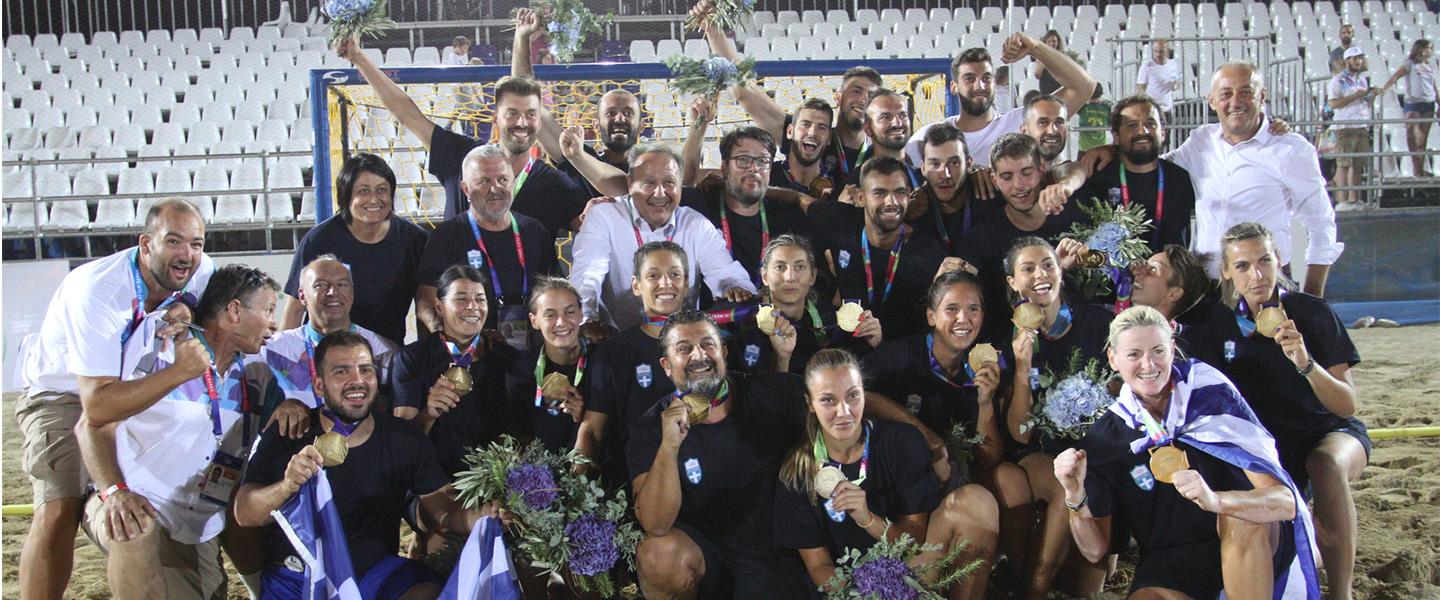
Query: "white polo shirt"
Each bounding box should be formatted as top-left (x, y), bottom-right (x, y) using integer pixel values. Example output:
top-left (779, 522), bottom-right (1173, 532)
top-left (906, 107), bottom-right (1026, 168)
top-left (253, 324), bottom-right (398, 409)
top-left (1165, 116), bottom-right (1344, 277)
top-left (1327, 71), bottom-right (1372, 128)
top-left (1137, 59), bottom-right (1182, 111)
top-left (117, 312), bottom-right (255, 545)
top-left (21, 247), bottom-right (215, 394)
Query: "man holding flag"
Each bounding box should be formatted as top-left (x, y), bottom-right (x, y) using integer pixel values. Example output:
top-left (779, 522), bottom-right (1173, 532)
top-left (235, 332), bottom-right (498, 599)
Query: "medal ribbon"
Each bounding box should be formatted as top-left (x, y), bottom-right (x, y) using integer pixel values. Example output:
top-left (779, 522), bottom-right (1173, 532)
top-left (925, 333), bottom-right (971, 388)
top-left (812, 421), bottom-right (870, 487)
top-left (534, 344), bottom-right (587, 413)
top-left (1119, 163), bottom-right (1165, 246)
top-left (466, 211), bottom-right (529, 300)
top-left (1042, 302), bottom-right (1074, 341)
top-left (320, 406), bottom-right (362, 436)
top-left (719, 199), bottom-right (770, 255)
top-left (860, 225), bottom-right (906, 306)
top-left (706, 304), bottom-right (759, 325)
top-left (1135, 401), bottom-right (1173, 448)
top-left (444, 335), bottom-right (481, 368)
top-left (122, 248), bottom-right (196, 347)
top-left (1234, 287), bottom-right (1285, 338)
top-left (644, 314), bottom-right (669, 328)
top-left (302, 324), bottom-right (356, 397)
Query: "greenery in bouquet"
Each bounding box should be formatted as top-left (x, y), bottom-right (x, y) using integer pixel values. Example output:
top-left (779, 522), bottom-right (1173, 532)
top-left (943, 423), bottom-right (986, 482)
top-left (822, 529), bottom-right (980, 600)
top-left (451, 436), bottom-right (640, 596)
top-left (322, 0), bottom-right (396, 45)
top-left (1022, 349), bottom-right (1116, 440)
top-left (664, 55), bottom-right (757, 99)
top-left (529, 0), bottom-right (611, 63)
top-left (684, 0), bottom-right (758, 33)
top-left (1055, 199), bottom-right (1153, 298)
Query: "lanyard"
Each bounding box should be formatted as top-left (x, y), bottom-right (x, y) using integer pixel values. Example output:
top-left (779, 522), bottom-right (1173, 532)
top-left (644, 314), bottom-right (669, 328)
top-left (854, 143), bottom-right (872, 171)
top-left (1235, 287), bottom-right (1285, 337)
top-left (466, 211), bottom-right (529, 300)
top-left (444, 335), bottom-right (481, 367)
top-left (834, 138), bottom-right (852, 175)
top-left (627, 198), bottom-right (677, 247)
top-left (1119, 164), bottom-right (1165, 245)
top-left (534, 344), bottom-right (587, 411)
top-left (320, 406), bottom-right (362, 436)
top-left (1042, 302), bottom-right (1074, 341)
top-left (1135, 397), bottom-right (1174, 447)
top-left (860, 225), bottom-right (906, 306)
top-left (813, 421), bottom-right (870, 487)
top-left (122, 249), bottom-right (192, 347)
top-left (196, 331), bottom-right (247, 441)
top-left (512, 156), bottom-right (535, 198)
top-left (805, 302), bottom-right (827, 345)
top-left (719, 199), bottom-right (770, 256)
top-left (925, 333), bottom-right (971, 388)
top-left (707, 304), bottom-right (758, 325)
top-left (921, 186), bottom-right (953, 247)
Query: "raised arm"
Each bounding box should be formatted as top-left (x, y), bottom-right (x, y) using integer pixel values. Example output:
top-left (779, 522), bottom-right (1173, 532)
top-left (559, 126), bottom-right (629, 197)
top-left (694, 2), bottom-right (787, 142)
top-left (336, 37), bottom-right (438, 150)
top-left (78, 335), bottom-right (209, 426)
top-left (1002, 33), bottom-right (1097, 116)
top-left (511, 8), bottom-right (567, 160)
top-left (634, 403), bottom-right (690, 535)
top-left (1053, 448), bottom-right (1112, 563)
top-left (233, 445), bottom-right (324, 527)
top-left (682, 98), bottom-right (718, 186)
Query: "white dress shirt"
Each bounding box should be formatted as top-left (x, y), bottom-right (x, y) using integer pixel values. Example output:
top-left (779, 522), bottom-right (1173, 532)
top-left (569, 195), bottom-right (757, 330)
top-left (1137, 59), bottom-right (1182, 111)
top-left (1165, 116), bottom-right (1344, 277)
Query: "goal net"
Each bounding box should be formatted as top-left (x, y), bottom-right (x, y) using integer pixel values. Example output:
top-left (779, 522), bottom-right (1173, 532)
top-left (309, 59), bottom-right (958, 225)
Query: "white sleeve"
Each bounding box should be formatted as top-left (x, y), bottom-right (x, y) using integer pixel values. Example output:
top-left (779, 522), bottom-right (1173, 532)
top-left (1161, 132), bottom-right (1198, 171)
top-left (64, 285), bottom-right (129, 379)
top-left (1326, 77), bottom-right (1343, 100)
top-left (569, 209), bottom-right (614, 322)
top-left (1136, 62), bottom-right (1152, 87)
top-left (689, 215), bottom-right (759, 296)
top-left (1284, 139), bottom-right (1344, 266)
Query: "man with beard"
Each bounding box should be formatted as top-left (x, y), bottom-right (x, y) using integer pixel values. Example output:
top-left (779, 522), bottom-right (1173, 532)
top-left (907, 38), bottom-right (1096, 170)
top-left (677, 125), bottom-right (810, 286)
top-left (567, 142), bottom-right (756, 331)
top-left (512, 8), bottom-right (642, 199)
top-left (694, 0), bottom-right (879, 177)
top-left (16, 199), bottom-right (215, 600)
top-left (414, 145), bottom-right (558, 349)
top-left (628, 310), bottom-right (810, 599)
top-left (1020, 94), bottom-right (1072, 170)
top-left (1328, 47), bottom-right (1375, 210)
top-left (908, 122), bottom-right (999, 253)
top-left (1329, 23), bottom-right (1357, 74)
top-left (810, 156), bottom-right (948, 339)
top-left (335, 38), bottom-right (587, 231)
top-left (1071, 96), bottom-right (1197, 251)
top-left (76, 264), bottom-right (278, 599)
top-left (236, 331), bottom-right (479, 599)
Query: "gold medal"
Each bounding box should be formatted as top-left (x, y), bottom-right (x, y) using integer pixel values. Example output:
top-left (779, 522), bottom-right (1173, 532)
top-left (443, 364), bottom-right (473, 395)
top-left (967, 343), bottom-right (999, 373)
top-left (539, 372), bottom-right (571, 400)
top-left (1012, 303), bottom-right (1045, 330)
top-left (814, 465), bottom-right (847, 499)
top-left (1078, 249), bottom-right (1108, 269)
top-left (315, 431), bottom-right (349, 467)
top-left (1255, 306), bottom-right (1288, 339)
top-left (836, 302), bottom-right (864, 332)
top-left (680, 393), bottom-right (712, 425)
top-left (755, 305), bottom-right (777, 333)
top-left (1148, 445), bottom-right (1189, 484)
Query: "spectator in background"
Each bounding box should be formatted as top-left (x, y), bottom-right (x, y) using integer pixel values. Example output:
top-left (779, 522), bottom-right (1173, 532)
top-left (993, 66), bottom-right (1016, 113)
top-left (443, 36), bottom-right (471, 66)
top-left (1327, 47), bottom-right (1375, 210)
top-left (1033, 30), bottom-right (1065, 95)
top-left (1077, 83), bottom-right (1112, 152)
top-left (1330, 24), bottom-right (1357, 74)
top-left (1136, 39), bottom-right (1182, 123)
top-left (1378, 39), bottom-right (1437, 178)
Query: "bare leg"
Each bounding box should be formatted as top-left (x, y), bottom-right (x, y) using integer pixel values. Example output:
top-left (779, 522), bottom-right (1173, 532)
top-left (1018, 452), bottom-right (1074, 600)
top-left (1217, 515), bottom-right (1281, 600)
top-left (1306, 433), bottom-right (1367, 600)
top-left (917, 484), bottom-right (1000, 600)
top-left (19, 497), bottom-right (84, 600)
top-left (636, 529), bottom-right (705, 600)
top-left (972, 461), bottom-right (1034, 583)
top-left (1127, 588), bottom-right (1195, 600)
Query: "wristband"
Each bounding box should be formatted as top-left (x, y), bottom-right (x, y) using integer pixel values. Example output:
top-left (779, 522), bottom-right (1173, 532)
top-left (1297, 356), bottom-right (1316, 376)
top-left (1064, 493), bottom-right (1088, 512)
top-left (99, 482), bottom-right (129, 503)
top-left (855, 512), bottom-right (877, 528)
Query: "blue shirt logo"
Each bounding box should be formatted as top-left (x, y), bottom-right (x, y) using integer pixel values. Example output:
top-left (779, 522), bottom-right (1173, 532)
top-left (1130, 465), bottom-right (1156, 491)
top-left (636, 364), bottom-right (653, 388)
top-left (684, 458), bottom-right (702, 484)
top-left (743, 344), bottom-right (760, 367)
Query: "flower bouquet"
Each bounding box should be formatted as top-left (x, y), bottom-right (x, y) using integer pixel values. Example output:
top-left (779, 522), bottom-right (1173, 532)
top-left (452, 436), bottom-right (640, 595)
top-left (528, 0), bottom-right (611, 64)
top-left (1055, 199), bottom-right (1153, 299)
top-left (1021, 349), bottom-right (1116, 440)
top-left (684, 0), bottom-right (757, 33)
top-left (944, 423), bottom-right (986, 482)
top-left (664, 55), bottom-right (757, 99)
top-left (822, 528), bottom-right (980, 600)
top-left (322, 0), bottom-right (396, 46)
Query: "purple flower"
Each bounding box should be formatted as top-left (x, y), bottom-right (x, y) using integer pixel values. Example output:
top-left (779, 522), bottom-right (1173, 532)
top-left (565, 514), bottom-right (621, 576)
top-left (851, 556), bottom-right (920, 600)
top-left (505, 463), bottom-right (558, 510)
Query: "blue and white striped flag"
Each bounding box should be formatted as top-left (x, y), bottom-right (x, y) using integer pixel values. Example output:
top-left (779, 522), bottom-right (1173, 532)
top-left (1111, 359), bottom-right (1321, 600)
top-left (437, 516), bottom-right (523, 600)
top-left (272, 471), bottom-right (363, 600)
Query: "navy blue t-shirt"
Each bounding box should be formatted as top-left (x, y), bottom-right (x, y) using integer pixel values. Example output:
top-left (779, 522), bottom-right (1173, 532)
top-left (285, 215), bottom-right (428, 345)
top-left (1074, 159), bottom-right (1196, 252)
top-left (415, 210), bottom-right (557, 330)
top-left (392, 333), bottom-right (521, 475)
top-left (428, 126), bottom-right (588, 234)
top-left (504, 344), bottom-right (597, 453)
top-left (682, 188), bottom-right (811, 288)
top-left (862, 334), bottom-right (1010, 442)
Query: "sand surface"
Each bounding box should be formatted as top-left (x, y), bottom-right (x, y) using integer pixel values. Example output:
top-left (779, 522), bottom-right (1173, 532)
top-left (3, 326), bottom-right (1437, 599)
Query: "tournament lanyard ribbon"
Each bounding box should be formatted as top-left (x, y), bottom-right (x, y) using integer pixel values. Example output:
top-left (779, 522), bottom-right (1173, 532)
top-left (534, 345), bottom-right (586, 415)
top-left (466, 211), bottom-right (529, 301)
top-left (628, 197), bottom-right (677, 247)
top-left (719, 200), bottom-right (770, 256)
top-left (1118, 163), bottom-right (1165, 247)
top-left (860, 225), bottom-right (906, 306)
top-left (122, 248), bottom-right (195, 347)
top-left (195, 331), bottom-right (248, 443)
top-left (813, 421), bottom-right (870, 486)
top-left (1134, 399), bottom-right (1174, 450)
top-left (925, 334), bottom-right (1008, 388)
top-left (1234, 287), bottom-right (1286, 337)
top-left (512, 156), bottom-right (535, 198)
top-left (445, 335), bottom-right (481, 368)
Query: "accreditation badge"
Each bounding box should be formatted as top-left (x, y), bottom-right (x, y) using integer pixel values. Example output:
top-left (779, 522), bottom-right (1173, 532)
top-left (497, 302), bottom-right (530, 351)
top-left (198, 451), bottom-right (245, 506)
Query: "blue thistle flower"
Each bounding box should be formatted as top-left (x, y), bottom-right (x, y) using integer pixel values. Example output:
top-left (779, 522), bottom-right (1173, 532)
top-left (702, 56), bottom-right (738, 85)
top-left (565, 514), bottom-right (621, 576)
top-left (505, 463), bottom-right (558, 510)
top-left (1042, 373), bottom-right (1112, 434)
top-left (1085, 222), bottom-right (1132, 267)
top-left (324, 0), bottom-right (373, 21)
top-left (852, 556), bottom-right (920, 600)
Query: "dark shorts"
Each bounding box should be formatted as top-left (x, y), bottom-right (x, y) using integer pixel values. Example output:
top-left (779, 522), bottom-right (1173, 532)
top-left (261, 555), bottom-right (439, 600)
top-left (1403, 101), bottom-right (1437, 116)
top-left (1132, 539), bottom-right (1224, 599)
top-left (671, 521), bottom-right (810, 600)
top-left (1278, 417), bottom-right (1372, 491)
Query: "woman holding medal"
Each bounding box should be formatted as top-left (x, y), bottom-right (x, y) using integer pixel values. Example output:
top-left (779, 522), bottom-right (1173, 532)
top-left (504, 277), bottom-right (602, 457)
top-left (1210, 222), bottom-right (1369, 598)
top-left (393, 265), bottom-right (520, 477)
top-left (727, 235), bottom-right (882, 376)
top-left (1056, 305), bottom-right (1318, 600)
top-left (776, 349), bottom-right (1000, 600)
top-left (1002, 236), bottom-right (1115, 600)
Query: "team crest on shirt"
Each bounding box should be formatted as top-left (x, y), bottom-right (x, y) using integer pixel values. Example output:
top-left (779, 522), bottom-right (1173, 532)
top-left (1130, 465), bottom-right (1155, 491)
top-left (905, 394), bottom-right (923, 415)
top-left (466, 249), bottom-right (484, 270)
top-left (684, 458), bottom-right (703, 484)
top-left (743, 344), bottom-right (760, 367)
top-left (636, 364), bottom-right (653, 388)
top-left (824, 498), bottom-right (846, 523)
top-left (837, 250), bottom-right (851, 269)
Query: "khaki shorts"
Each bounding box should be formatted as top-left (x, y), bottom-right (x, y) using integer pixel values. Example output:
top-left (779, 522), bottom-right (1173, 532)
top-left (1334, 128), bottom-right (1370, 169)
top-left (82, 494), bottom-right (228, 599)
top-left (15, 388), bottom-right (89, 504)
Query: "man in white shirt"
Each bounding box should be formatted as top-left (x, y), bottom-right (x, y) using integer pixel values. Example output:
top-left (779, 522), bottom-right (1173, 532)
top-left (15, 199), bottom-right (214, 600)
top-left (441, 36), bottom-right (471, 66)
top-left (567, 142), bottom-right (756, 331)
top-left (1136, 39), bottom-right (1182, 116)
top-left (77, 264), bottom-right (279, 599)
top-left (1165, 62), bottom-right (1343, 292)
top-left (1327, 47), bottom-right (1375, 209)
top-left (907, 36), bottom-right (1096, 171)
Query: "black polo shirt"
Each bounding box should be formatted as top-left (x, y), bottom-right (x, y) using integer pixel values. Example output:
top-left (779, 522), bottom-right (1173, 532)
top-left (1074, 159), bottom-right (1197, 252)
top-left (682, 188), bottom-right (811, 288)
top-left (415, 211), bottom-right (557, 332)
top-left (428, 126), bottom-right (588, 234)
top-left (391, 333), bottom-right (520, 475)
top-left (861, 334), bottom-right (1010, 441)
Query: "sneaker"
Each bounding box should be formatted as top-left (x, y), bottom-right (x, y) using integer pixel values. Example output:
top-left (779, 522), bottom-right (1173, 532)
top-left (1373, 318), bottom-right (1400, 328)
top-left (1350, 316), bottom-right (1375, 328)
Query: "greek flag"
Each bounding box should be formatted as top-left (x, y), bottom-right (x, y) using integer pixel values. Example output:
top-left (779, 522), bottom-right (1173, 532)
top-left (437, 516), bottom-right (523, 600)
top-left (1110, 359), bottom-right (1321, 600)
top-left (271, 472), bottom-right (362, 600)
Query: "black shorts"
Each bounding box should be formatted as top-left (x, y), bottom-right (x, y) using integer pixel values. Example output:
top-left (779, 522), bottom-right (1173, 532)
top-left (1132, 539), bottom-right (1224, 599)
top-left (671, 521), bottom-right (811, 599)
top-left (1278, 417), bottom-right (1372, 491)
